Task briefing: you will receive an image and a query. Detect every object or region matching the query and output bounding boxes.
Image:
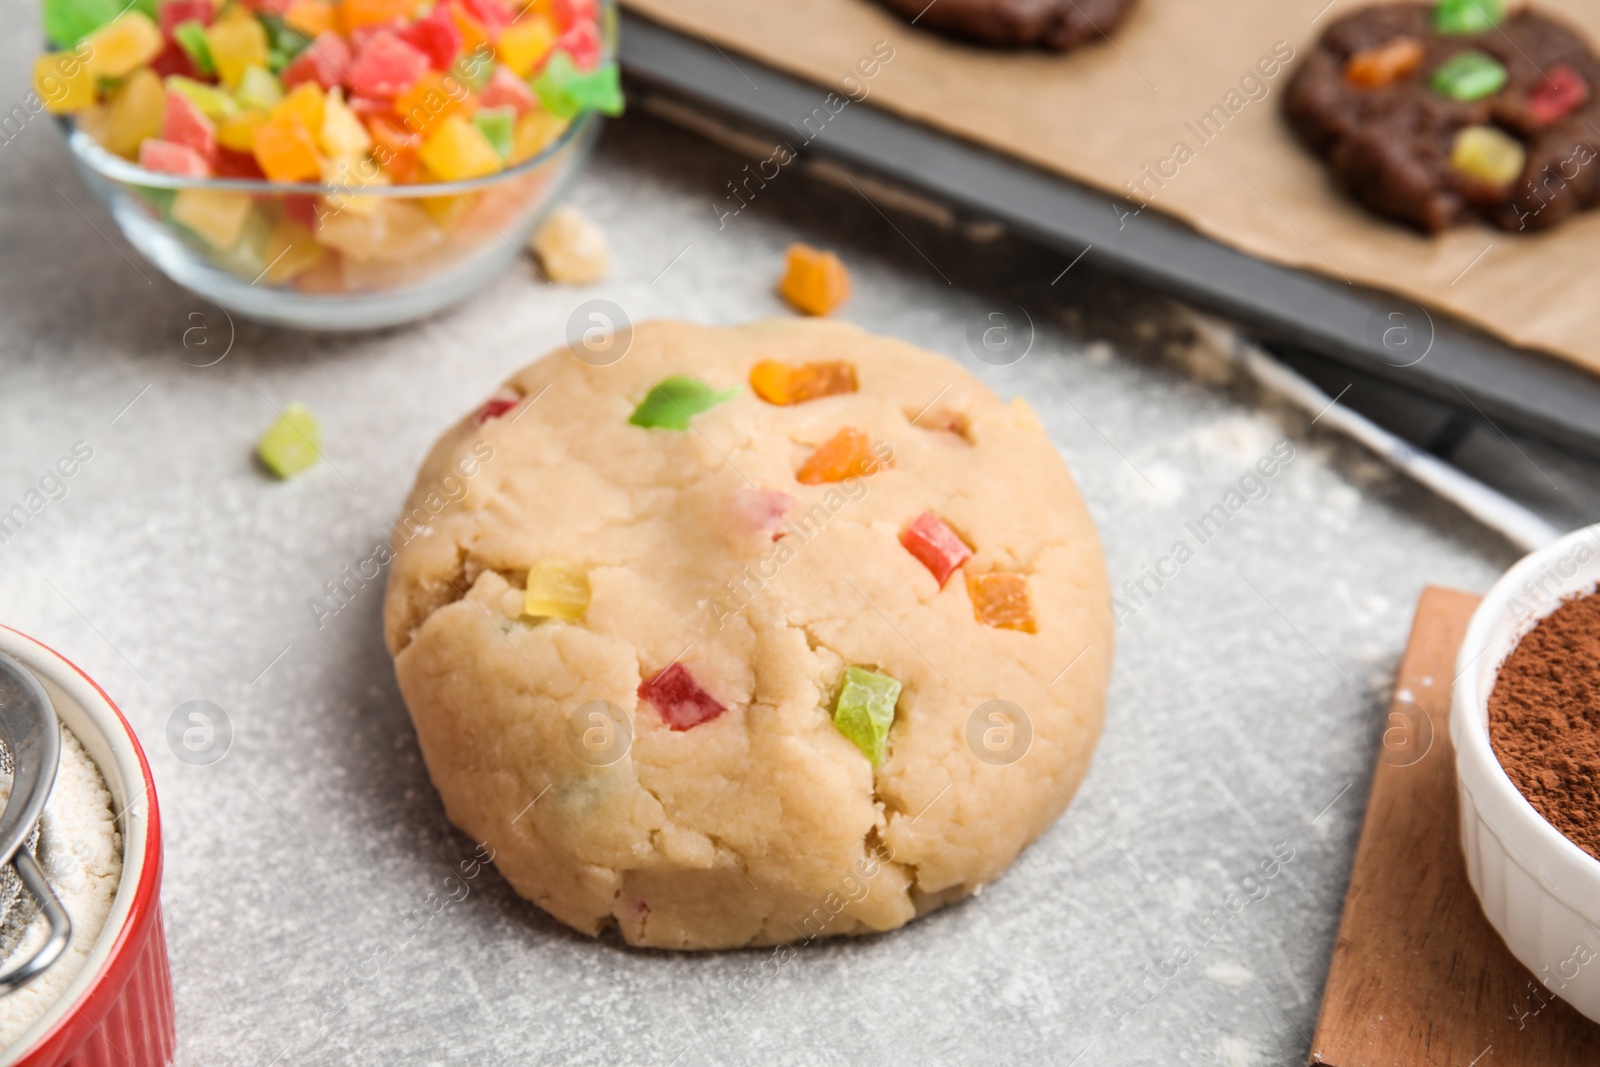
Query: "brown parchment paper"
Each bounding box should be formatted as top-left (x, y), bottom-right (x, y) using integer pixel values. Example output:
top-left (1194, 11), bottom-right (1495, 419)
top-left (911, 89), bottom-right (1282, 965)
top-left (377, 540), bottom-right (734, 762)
top-left (622, 0), bottom-right (1600, 375)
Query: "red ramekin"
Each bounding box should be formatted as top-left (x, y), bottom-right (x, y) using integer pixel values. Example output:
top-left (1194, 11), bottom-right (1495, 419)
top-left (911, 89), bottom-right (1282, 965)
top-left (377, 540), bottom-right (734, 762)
top-left (0, 626), bottom-right (173, 1067)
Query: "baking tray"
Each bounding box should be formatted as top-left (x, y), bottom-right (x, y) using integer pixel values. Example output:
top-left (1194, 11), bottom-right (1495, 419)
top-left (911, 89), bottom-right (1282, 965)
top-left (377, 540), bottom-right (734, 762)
top-left (617, 8), bottom-right (1600, 462)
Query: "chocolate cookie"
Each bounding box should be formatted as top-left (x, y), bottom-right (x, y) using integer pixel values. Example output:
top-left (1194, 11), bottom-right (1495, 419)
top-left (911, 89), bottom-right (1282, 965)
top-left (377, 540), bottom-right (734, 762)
top-left (874, 0), bottom-right (1136, 52)
top-left (1285, 1), bottom-right (1600, 233)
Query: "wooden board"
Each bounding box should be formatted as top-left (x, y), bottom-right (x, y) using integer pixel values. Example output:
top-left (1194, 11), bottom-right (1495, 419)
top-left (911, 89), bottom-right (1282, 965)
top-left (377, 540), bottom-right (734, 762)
top-left (1310, 587), bottom-right (1600, 1065)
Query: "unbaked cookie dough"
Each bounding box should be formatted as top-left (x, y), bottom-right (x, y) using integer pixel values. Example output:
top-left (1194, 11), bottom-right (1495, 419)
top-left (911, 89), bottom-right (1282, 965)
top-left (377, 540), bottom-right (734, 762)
top-left (873, 0), bottom-right (1136, 52)
top-left (1286, 1), bottom-right (1600, 232)
top-left (383, 319), bottom-right (1112, 950)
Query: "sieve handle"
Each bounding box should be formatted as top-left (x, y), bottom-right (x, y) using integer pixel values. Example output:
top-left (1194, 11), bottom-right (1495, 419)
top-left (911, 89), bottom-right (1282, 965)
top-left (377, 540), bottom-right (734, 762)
top-left (0, 852), bottom-right (71, 994)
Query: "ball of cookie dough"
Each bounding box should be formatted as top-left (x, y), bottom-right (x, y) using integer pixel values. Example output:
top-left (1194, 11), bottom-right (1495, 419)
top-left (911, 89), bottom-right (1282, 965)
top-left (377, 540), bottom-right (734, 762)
top-left (383, 319), bottom-right (1112, 950)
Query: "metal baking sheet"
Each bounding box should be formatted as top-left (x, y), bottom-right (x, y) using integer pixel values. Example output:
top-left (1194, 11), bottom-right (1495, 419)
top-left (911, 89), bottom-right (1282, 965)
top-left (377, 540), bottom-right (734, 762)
top-left (617, 8), bottom-right (1600, 461)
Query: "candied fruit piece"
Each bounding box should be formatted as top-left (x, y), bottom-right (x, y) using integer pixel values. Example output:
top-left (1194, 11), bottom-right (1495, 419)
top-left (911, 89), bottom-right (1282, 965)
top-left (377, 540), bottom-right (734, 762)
top-left (523, 559), bottom-right (590, 621)
top-left (281, 31), bottom-right (351, 90)
top-left (84, 12), bottom-right (164, 78)
top-left (638, 663), bottom-right (726, 731)
top-left (284, 0), bottom-right (334, 37)
top-left (1344, 37), bottom-right (1423, 88)
top-left (205, 15), bottom-right (270, 87)
top-left (779, 243), bottom-right (850, 316)
top-left (273, 81), bottom-right (326, 133)
top-left (1432, 50), bottom-right (1506, 101)
top-left (162, 88), bottom-right (216, 157)
top-left (555, 19), bottom-right (601, 70)
top-left (319, 88), bottom-right (372, 157)
top-left (217, 109), bottom-right (268, 152)
top-left (257, 402), bottom-right (321, 478)
top-left (899, 511), bottom-right (972, 588)
top-left (394, 69), bottom-right (476, 137)
top-left (172, 187), bottom-right (253, 246)
top-left (236, 65), bottom-right (285, 110)
top-left (253, 112), bottom-right (323, 181)
top-left (397, 6), bottom-right (462, 69)
top-left (419, 113), bottom-right (502, 179)
top-left (748, 359), bottom-right (858, 405)
top-left (530, 204), bottom-right (609, 285)
top-left (157, 0), bottom-right (211, 35)
top-left (171, 19), bottom-right (214, 76)
top-left (481, 64), bottom-right (536, 113)
top-left (340, 0), bottom-right (414, 34)
top-left (967, 572), bottom-right (1036, 633)
top-left (1435, 0), bottom-right (1502, 35)
top-left (1529, 65), bottom-right (1589, 125)
top-left (509, 109), bottom-right (567, 163)
top-left (832, 666), bottom-right (900, 765)
top-left (474, 392), bottom-right (518, 423)
top-left (729, 487), bottom-right (794, 541)
top-left (43, 0), bottom-right (122, 47)
top-left (261, 216), bottom-right (325, 284)
top-left (532, 52), bottom-right (623, 119)
top-left (347, 30), bottom-right (429, 97)
top-left (139, 138), bottom-right (209, 175)
top-left (34, 51), bottom-right (97, 114)
top-left (1450, 124), bottom-right (1525, 187)
top-left (317, 199), bottom-right (442, 262)
top-left (628, 376), bottom-right (738, 431)
top-left (496, 12), bottom-right (557, 77)
top-left (168, 76), bottom-right (236, 120)
top-left (473, 105), bottom-right (515, 158)
top-left (106, 69), bottom-right (167, 156)
top-left (796, 427), bottom-right (883, 484)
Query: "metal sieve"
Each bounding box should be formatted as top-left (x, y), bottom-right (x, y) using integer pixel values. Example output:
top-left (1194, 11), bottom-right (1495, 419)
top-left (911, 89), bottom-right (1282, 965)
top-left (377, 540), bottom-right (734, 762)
top-left (0, 652), bottom-right (70, 994)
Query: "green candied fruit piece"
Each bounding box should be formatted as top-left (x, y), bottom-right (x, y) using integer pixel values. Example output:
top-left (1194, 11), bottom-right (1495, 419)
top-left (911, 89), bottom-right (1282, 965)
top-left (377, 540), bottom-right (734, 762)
top-left (832, 666), bottom-right (901, 766)
top-left (534, 54), bottom-right (625, 120)
top-left (1435, 0), bottom-right (1503, 35)
top-left (473, 107), bottom-right (516, 160)
top-left (172, 21), bottom-right (215, 77)
top-left (1432, 50), bottom-right (1508, 101)
top-left (257, 403), bottom-right (321, 479)
top-left (42, 0), bottom-right (121, 46)
top-left (628, 376), bottom-right (738, 431)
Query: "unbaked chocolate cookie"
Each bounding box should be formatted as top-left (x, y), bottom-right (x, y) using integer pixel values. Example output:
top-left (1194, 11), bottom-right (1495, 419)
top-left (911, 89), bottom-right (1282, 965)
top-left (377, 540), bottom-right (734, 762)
top-left (874, 0), bottom-right (1136, 52)
top-left (1285, 1), bottom-right (1600, 233)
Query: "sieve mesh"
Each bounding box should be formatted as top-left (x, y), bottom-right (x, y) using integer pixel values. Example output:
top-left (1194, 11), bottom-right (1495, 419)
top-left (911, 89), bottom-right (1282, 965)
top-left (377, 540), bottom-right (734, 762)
top-left (0, 738), bottom-right (40, 964)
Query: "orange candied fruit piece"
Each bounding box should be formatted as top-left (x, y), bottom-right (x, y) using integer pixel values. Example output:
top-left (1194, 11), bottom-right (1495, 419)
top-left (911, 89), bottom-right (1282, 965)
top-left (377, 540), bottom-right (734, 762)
top-left (796, 427), bottom-right (883, 485)
top-left (749, 359), bottom-right (859, 405)
top-left (1344, 37), bottom-right (1424, 89)
top-left (967, 572), bottom-right (1036, 634)
top-left (779, 243), bottom-right (851, 316)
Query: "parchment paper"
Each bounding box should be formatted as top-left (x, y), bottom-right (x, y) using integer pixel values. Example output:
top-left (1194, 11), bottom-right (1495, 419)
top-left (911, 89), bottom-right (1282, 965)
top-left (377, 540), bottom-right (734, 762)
top-left (623, 0), bottom-right (1600, 375)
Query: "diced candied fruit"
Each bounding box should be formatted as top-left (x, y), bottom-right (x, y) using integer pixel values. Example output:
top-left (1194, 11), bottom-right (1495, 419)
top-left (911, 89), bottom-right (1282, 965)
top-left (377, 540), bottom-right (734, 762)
top-left (272, 80), bottom-right (326, 132)
top-left (237, 65), bottom-right (285, 110)
top-left (261, 216), bottom-right (325, 283)
top-left (1529, 65), bottom-right (1589, 125)
top-left (171, 20), bottom-right (213, 75)
top-left (748, 359), bottom-right (858, 405)
top-left (474, 396), bottom-right (518, 423)
top-left (418, 113), bottom-right (501, 179)
top-left (1344, 37), bottom-right (1423, 88)
top-left (367, 115), bottom-right (422, 179)
top-left (420, 193), bottom-right (469, 227)
top-left (161, 88), bottom-right (216, 157)
top-left (398, 5), bottom-right (462, 69)
top-left (253, 112), bottom-right (322, 180)
top-left (472, 105), bottom-right (514, 158)
top-left (256, 401), bottom-right (321, 478)
top-left (779, 243), bottom-right (850, 316)
top-left (139, 138), bottom-right (209, 175)
top-left (523, 559), bottom-right (590, 621)
top-left (447, 0), bottom-right (491, 53)
top-left (168, 76), bottom-right (236, 120)
top-left (217, 109), bottom-right (268, 151)
top-left (316, 199), bottom-right (441, 262)
top-left (638, 663), bottom-right (726, 731)
top-left (43, 0), bottom-right (122, 47)
top-left (555, 18), bottom-right (601, 70)
top-left (530, 204), bottom-right (609, 285)
top-left (394, 69), bottom-right (475, 137)
top-left (149, 37), bottom-right (200, 79)
top-left (339, 0), bottom-right (414, 34)
top-left (899, 512), bottom-right (972, 588)
top-left (106, 68), bottom-right (166, 156)
top-left (281, 31), bottom-right (351, 90)
top-left (459, 0), bottom-right (513, 37)
top-left (157, 0), bottom-right (212, 35)
top-left (205, 15), bottom-right (270, 87)
top-left (283, 0), bottom-right (334, 37)
top-left (533, 50), bottom-right (622, 118)
top-left (172, 187), bottom-right (253, 247)
top-left (34, 51), bottom-right (97, 114)
top-left (832, 666), bottom-right (900, 765)
top-left (1435, 0), bottom-right (1502, 35)
top-left (319, 88), bottom-right (371, 156)
top-left (213, 146), bottom-right (265, 177)
top-left (481, 64), bottom-right (536, 113)
top-left (967, 572), bottom-right (1036, 633)
top-left (628, 376), bottom-right (738, 430)
top-left (1431, 50), bottom-right (1506, 101)
top-left (449, 49), bottom-right (495, 92)
top-left (347, 29), bottom-right (429, 97)
top-left (796, 427), bottom-right (883, 485)
top-left (729, 487), bottom-right (794, 541)
top-left (509, 109), bottom-right (566, 162)
top-left (495, 12), bottom-right (557, 77)
top-left (84, 13), bottom-right (164, 78)
top-left (1450, 124), bottom-right (1525, 186)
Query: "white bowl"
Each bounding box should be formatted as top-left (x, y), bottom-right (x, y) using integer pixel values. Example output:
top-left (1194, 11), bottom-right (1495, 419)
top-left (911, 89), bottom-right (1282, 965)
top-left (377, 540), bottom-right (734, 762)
top-left (1453, 522), bottom-right (1600, 1024)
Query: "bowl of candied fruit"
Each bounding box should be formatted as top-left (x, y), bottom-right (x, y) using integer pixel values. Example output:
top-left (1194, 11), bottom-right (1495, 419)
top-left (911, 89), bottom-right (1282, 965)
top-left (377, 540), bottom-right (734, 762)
top-left (35, 0), bottom-right (621, 329)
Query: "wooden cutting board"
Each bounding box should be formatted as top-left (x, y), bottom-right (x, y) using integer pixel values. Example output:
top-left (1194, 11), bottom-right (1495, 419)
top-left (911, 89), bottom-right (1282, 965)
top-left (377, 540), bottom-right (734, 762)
top-left (1310, 586), bottom-right (1600, 1065)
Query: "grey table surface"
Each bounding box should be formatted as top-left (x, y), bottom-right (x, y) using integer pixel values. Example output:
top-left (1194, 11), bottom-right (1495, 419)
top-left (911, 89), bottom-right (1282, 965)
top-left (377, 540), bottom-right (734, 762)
top-left (6, 23), bottom-right (1600, 1064)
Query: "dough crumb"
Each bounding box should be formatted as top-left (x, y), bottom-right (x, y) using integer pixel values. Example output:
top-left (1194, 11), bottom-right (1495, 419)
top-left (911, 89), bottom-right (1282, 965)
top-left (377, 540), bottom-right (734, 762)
top-left (531, 205), bottom-right (610, 286)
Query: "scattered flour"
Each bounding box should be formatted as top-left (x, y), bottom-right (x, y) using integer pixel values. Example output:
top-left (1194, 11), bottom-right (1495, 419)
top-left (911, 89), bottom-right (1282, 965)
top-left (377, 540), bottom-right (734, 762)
top-left (0, 727), bottom-right (122, 1048)
top-left (1218, 1034), bottom-right (1261, 1066)
top-left (1204, 961), bottom-right (1253, 988)
top-left (1186, 414), bottom-right (1283, 463)
top-left (1131, 460), bottom-right (1187, 506)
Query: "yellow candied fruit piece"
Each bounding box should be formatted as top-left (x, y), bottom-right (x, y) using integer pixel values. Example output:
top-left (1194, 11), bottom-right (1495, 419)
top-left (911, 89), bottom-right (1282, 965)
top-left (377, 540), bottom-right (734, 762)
top-left (967, 572), bottom-right (1037, 634)
top-left (84, 13), bottom-right (163, 79)
top-left (206, 17), bottom-right (270, 89)
top-left (35, 51), bottom-right (97, 114)
top-left (1451, 124), bottom-right (1526, 187)
top-left (418, 115), bottom-right (503, 181)
top-left (217, 109), bottom-right (268, 152)
top-left (509, 109), bottom-right (568, 164)
top-left (272, 81), bottom-right (326, 136)
top-left (106, 68), bottom-right (165, 157)
top-left (779, 243), bottom-right (850, 316)
top-left (496, 13), bottom-right (558, 77)
top-left (172, 188), bottom-right (254, 249)
top-left (749, 359), bottom-right (857, 406)
top-left (524, 560), bottom-right (590, 622)
top-left (261, 216), bottom-right (325, 284)
top-left (420, 193), bottom-right (471, 229)
top-left (796, 427), bottom-right (884, 485)
top-left (318, 88), bottom-right (372, 159)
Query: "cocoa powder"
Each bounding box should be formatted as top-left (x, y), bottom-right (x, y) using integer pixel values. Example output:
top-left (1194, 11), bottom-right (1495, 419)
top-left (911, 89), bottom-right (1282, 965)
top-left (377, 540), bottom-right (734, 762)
top-left (1489, 591), bottom-right (1600, 862)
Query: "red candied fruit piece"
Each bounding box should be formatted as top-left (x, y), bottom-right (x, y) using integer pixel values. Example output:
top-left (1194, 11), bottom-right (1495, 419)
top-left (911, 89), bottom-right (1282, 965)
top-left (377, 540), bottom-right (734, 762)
top-left (399, 7), bottom-right (463, 70)
top-left (638, 663), bottom-right (727, 731)
top-left (459, 0), bottom-right (513, 36)
top-left (347, 29), bottom-right (429, 96)
top-left (158, 0), bottom-right (213, 34)
top-left (551, 0), bottom-right (598, 32)
top-left (481, 65), bottom-right (536, 113)
top-left (555, 20), bottom-right (602, 70)
top-left (474, 396), bottom-right (518, 423)
top-left (149, 39), bottom-right (200, 79)
top-left (282, 32), bottom-right (352, 91)
top-left (213, 148), bottom-right (266, 178)
top-left (281, 192), bottom-right (320, 226)
top-left (162, 89), bottom-right (216, 158)
top-left (899, 511), bottom-right (971, 587)
top-left (1529, 65), bottom-right (1589, 125)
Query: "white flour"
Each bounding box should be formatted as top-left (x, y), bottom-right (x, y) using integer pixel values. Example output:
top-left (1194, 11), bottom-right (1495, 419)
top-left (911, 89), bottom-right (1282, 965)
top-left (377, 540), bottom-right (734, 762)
top-left (0, 728), bottom-right (122, 1050)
